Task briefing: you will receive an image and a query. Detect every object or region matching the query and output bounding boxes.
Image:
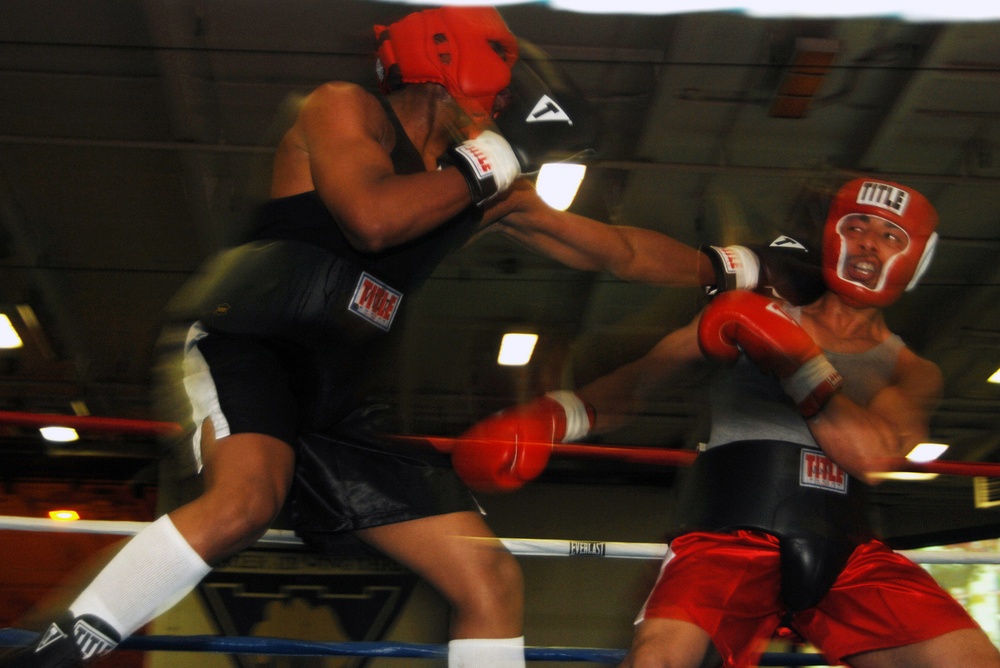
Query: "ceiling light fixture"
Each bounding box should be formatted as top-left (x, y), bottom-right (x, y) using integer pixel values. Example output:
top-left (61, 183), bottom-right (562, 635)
top-left (906, 442), bottom-right (949, 463)
top-left (49, 510), bottom-right (81, 521)
top-left (871, 471), bottom-right (939, 482)
top-left (40, 426), bottom-right (80, 442)
top-left (873, 442), bottom-right (949, 481)
top-left (0, 314), bottom-right (23, 349)
top-left (498, 332), bottom-right (539, 366)
top-left (536, 163), bottom-right (587, 211)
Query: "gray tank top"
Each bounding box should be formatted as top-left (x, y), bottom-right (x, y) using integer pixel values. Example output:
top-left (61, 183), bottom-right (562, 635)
top-left (705, 312), bottom-right (905, 449)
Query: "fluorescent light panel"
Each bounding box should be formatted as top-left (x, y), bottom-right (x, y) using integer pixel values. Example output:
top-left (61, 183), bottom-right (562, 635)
top-left (873, 442), bottom-right (951, 481)
top-left (906, 442), bottom-right (949, 463)
top-left (0, 314), bottom-right (23, 349)
top-left (40, 426), bottom-right (79, 442)
top-left (536, 163), bottom-right (586, 211)
top-left (872, 471), bottom-right (939, 481)
top-left (498, 333), bottom-right (538, 366)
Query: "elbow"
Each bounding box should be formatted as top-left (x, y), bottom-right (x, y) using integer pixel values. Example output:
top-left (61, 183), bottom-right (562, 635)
top-left (349, 230), bottom-right (392, 253)
top-left (337, 209), bottom-right (396, 253)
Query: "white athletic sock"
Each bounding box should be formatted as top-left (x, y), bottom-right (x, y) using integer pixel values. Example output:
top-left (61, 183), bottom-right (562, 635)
top-left (448, 636), bottom-right (526, 668)
top-left (68, 514), bottom-right (211, 639)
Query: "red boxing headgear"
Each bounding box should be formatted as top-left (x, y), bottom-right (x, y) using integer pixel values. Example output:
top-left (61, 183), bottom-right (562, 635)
top-left (374, 7), bottom-right (519, 126)
top-left (822, 178), bottom-right (938, 308)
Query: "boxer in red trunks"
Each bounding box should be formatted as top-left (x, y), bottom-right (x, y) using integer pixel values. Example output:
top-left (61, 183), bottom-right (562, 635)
top-left (455, 178), bottom-right (1000, 667)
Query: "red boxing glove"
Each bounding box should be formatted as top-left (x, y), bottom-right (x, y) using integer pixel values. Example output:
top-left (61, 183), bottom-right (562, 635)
top-left (697, 291), bottom-right (843, 417)
top-left (452, 391), bottom-right (594, 493)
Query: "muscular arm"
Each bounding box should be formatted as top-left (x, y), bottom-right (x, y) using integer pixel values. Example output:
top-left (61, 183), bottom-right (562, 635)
top-left (272, 83), bottom-right (473, 252)
top-left (480, 182), bottom-right (715, 287)
top-left (576, 316), bottom-right (705, 434)
top-left (806, 346), bottom-right (943, 482)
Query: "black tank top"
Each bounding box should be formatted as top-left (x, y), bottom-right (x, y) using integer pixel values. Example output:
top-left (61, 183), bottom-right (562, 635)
top-left (247, 95), bottom-right (483, 291)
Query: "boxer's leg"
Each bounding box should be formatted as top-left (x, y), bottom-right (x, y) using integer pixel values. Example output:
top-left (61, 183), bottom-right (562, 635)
top-left (2, 422), bottom-right (295, 668)
top-left (357, 511), bottom-right (526, 668)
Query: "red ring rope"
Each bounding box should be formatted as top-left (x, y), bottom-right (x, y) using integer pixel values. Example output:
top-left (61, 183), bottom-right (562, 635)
top-left (392, 434), bottom-right (1000, 478)
top-left (0, 410), bottom-right (184, 436)
top-left (2, 411), bottom-right (998, 478)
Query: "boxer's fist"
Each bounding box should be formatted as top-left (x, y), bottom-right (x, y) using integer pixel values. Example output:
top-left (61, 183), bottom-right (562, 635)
top-left (704, 236), bottom-right (825, 306)
top-left (452, 391), bottom-right (594, 492)
top-left (698, 291), bottom-right (842, 416)
top-left (446, 130), bottom-right (521, 205)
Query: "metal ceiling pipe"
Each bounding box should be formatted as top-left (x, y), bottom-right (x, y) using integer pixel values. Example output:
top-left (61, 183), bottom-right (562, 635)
top-left (0, 411), bottom-right (183, 437)
top-left (2, 135), bottom-right (1000, 186)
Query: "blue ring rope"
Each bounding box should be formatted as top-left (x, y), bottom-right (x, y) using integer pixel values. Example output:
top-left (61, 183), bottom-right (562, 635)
top-left (0, 628), bottom-right (828, 665)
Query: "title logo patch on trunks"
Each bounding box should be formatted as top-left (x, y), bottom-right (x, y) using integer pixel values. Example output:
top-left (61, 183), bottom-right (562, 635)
top-left (349, 272), bottom-right (402, 331)
top-left (800, 449), bottom-right (848, 493)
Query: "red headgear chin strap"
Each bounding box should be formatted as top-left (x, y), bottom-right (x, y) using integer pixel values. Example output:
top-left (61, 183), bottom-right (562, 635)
top-left (374, 7), bottom-right (519, 126)
top-left (822, 178), bottom-right (939, 308)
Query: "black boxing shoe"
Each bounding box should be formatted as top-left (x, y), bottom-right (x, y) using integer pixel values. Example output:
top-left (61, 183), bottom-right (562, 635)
top-left (0, 615), bottom-right (119, 667)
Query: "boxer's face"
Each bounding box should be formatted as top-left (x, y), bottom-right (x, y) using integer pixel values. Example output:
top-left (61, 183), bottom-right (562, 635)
top-left (835, 214), bottom-right (910, 289)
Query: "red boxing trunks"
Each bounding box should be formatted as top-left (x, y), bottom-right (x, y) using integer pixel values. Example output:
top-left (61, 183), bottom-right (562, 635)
top-left (638, 530), bottom-right (980, 667)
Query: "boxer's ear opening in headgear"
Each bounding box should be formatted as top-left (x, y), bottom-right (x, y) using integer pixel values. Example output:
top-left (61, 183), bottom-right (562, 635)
top-left (905, 230), bottom-right (938, 291)
top-left (373, 6), bottom-right (518, 127)
top-left (821, 178), bottom-right (939, 308)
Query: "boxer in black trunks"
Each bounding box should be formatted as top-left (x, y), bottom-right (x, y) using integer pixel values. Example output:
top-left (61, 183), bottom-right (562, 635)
top-left (2, 7), bottom-right (739, 668)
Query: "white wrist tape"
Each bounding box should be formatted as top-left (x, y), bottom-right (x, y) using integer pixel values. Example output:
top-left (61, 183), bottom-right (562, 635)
top-left (545, 390), bottom-right (591, 442)
top-left (781, 354), bottom-right (838, 406)
top-left (478, 130), bottom-right (521, 193)
top-left (460, 130), bottom-right (521, 196)
top-left (711, 245), bottom-right (761, 291)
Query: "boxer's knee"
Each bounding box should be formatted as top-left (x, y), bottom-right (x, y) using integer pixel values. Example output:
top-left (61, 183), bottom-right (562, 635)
top-left (189, 432), bottom-right (294, 554)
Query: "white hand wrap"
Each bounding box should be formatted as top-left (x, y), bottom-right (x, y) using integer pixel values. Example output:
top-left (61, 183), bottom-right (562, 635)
top-left (706, 245), bottom-right (762, 293)
top-left (781, 354), bottom-right (840, 406)
top-left (450, 130), bottom-right (521, 204)
top-left (545, 390), bottom-right (592, 442)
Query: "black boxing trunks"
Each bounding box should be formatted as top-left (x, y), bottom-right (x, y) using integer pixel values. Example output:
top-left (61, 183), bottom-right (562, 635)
top-left (290, 405), bottom-right (480, 549)
top-left (176, 240), bottom-right (409, 449)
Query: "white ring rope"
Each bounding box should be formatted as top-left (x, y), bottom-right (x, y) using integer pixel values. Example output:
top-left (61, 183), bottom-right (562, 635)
top-left (2, 515), bottom-right (998, 564)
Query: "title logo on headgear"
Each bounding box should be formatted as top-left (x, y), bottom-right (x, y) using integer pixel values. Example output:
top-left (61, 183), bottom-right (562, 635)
top-left (855, 181), bottom-right (910, 216)
top-left (822, 177), bottom-right (939, 308)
